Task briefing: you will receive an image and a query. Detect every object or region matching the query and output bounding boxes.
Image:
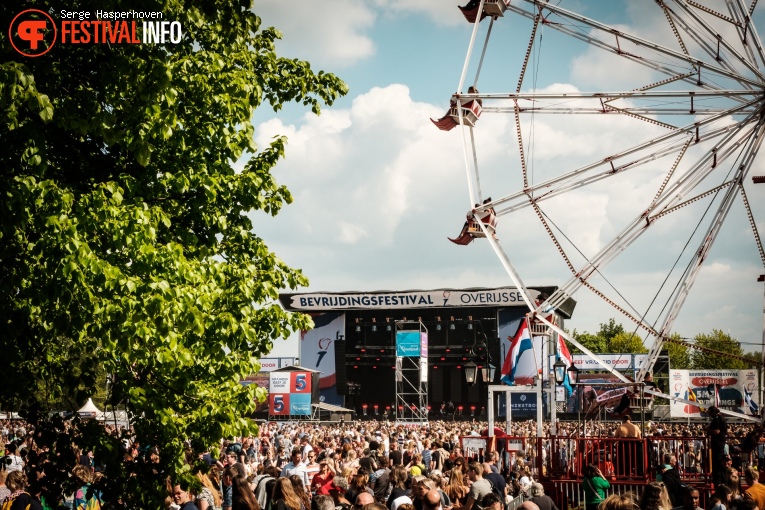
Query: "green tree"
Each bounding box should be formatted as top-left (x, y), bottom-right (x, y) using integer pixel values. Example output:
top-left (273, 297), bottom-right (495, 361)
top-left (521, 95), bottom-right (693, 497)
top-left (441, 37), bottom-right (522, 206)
top-left (0, 1), bottom-right (346, 506)
top-left (597, 318), bottom-right (625, 344)
top-left (607, 331), bottom-right (648, 354)
top-left (690, 330), bottom-right (748, 369)
top-left (664, 333), bottom-right (692, 369)
top-left (570, 330), bottom-right (608, 354)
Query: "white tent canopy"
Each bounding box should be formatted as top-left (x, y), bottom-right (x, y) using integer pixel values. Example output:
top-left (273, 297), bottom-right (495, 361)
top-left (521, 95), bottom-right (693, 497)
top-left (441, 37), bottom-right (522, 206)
top-left (77, 398), bottom-right (102, 418)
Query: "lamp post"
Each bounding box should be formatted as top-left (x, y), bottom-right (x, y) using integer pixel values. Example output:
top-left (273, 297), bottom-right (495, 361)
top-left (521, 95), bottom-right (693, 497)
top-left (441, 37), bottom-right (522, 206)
top-left (464, 362), bottom-right (478, 385)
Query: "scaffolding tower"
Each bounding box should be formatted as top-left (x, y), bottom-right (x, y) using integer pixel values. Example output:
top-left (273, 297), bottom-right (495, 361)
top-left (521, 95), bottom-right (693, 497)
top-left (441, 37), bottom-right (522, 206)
top-left (395, 320), bottom-right (428, 423)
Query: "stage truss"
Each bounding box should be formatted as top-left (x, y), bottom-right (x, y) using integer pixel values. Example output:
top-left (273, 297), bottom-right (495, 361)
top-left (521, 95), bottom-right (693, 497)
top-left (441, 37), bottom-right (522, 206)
top-left (441, 0), bottom-right (765, 411)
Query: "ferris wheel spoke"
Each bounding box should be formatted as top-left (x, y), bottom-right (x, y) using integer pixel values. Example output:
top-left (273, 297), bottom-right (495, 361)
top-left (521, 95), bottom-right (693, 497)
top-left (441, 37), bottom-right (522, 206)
top-left (494, 120), bottom-right (753, 216)
top-left (666, 0), bottom-right (765, 83)
top-left (514, 0), bottom-right (762, 89)
top-left (541, 109), bottom-right (761, 314)
top-left (648, 120), bottom-right (765, 370)
top-left (488, 98), bottom-right (760, 216)
top-left (726, 0), bottom-right (765, 70)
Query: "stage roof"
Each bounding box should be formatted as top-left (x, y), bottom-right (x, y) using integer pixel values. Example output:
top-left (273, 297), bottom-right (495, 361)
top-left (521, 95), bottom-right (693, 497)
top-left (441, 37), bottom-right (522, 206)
top-left (279, 286), bottom-right (576, 318)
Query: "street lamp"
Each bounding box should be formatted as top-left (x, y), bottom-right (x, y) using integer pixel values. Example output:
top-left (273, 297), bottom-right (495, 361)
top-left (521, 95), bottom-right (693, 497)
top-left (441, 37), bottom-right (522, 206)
top-left (481, 364), bottom-right (495, 383)
top-left (553, 358), bottom-right (567, 385)
top-left (567, 364), bottom-right (579, 385)
top-left (464, 362), bottom-right (478, 385)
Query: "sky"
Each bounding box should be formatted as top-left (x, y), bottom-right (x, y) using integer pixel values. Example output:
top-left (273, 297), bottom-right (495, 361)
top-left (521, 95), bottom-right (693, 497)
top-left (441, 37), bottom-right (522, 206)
top-left (250, 0), bottom-right (765, 359)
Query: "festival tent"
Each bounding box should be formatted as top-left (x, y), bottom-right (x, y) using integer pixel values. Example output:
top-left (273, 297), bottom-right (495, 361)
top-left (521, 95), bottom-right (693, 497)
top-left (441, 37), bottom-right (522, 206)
top-left (77, 398), bottom-right (103, 419)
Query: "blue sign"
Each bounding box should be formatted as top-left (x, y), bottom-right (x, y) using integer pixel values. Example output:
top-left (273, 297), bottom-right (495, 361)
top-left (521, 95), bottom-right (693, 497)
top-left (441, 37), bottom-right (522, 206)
top-left (497, 392), bottom-right (547, 418)
top-left (290, 393), bottom-right (312, 416)
top-left (396, 331), bottom-right (421, 357)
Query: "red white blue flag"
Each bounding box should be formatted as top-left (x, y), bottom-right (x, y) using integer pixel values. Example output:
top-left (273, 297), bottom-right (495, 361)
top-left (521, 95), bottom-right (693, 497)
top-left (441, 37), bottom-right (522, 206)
top-left (501, 318), bottom-right (533, 385)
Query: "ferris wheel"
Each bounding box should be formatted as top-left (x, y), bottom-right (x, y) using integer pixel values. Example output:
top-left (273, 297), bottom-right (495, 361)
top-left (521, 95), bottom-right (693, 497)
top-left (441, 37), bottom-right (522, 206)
top-left (435, 0), bottom-right (765, 387)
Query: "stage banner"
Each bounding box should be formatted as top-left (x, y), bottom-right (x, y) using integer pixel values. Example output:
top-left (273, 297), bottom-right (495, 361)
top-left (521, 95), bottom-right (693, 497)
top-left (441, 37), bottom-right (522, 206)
top-left (300, 313), bottom-right (343, 394)
top-left (396, 331), bottom-right (421, 357)
top-left (420, 332), bottom-right (428, 382)
top-left (669, 369), bottom-right (760, 418)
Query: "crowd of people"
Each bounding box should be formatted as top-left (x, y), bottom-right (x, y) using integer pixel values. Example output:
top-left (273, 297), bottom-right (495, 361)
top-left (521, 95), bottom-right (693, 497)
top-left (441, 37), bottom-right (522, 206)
top-left (2, 413), bottom-right (765, 510)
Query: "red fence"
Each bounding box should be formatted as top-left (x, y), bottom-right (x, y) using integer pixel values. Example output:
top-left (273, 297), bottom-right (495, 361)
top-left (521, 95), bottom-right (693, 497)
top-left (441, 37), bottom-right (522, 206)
top-left (461, 435), bottom-right (714, 509)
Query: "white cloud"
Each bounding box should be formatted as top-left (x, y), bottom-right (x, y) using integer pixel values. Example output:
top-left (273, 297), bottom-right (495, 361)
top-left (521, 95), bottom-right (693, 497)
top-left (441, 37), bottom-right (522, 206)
top-left (255, 0), bottom-right (376, 68)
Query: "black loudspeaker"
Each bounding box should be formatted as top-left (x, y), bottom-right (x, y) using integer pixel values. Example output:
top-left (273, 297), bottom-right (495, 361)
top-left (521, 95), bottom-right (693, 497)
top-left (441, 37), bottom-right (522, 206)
top-left (311, 372), bottom-right (320, 404)
top-left (335, 339), bottom-right (348, 395)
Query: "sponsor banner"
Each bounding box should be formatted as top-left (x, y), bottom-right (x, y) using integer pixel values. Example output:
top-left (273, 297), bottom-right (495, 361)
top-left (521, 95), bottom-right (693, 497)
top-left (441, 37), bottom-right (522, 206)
top-left (286, 288), bottom-right (540, 311)
top-left (269, 373), bottom-right (290, 393)
top-left (669, 369), bottom-right (760, 418)
top-left (258, 357), bottom-right (297, 372)
top-left (289, 393), bottom-right (312, 416)
top-left (269, 393), bottom-right (290, 415)
top-left (547, 353), bottom-right (647, 371)
top-left (291, 371), bottom-right (311, 394)
top-left (396, 331), bottom-right (421, 357)
top-left (300, 313), bottom-right (343, 390)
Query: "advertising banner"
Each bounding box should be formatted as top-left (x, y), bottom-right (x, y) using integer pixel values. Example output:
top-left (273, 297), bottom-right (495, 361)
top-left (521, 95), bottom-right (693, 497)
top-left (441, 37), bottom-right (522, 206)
top-left (268, 371), bottom-right (313, 416)
top-left (300, 313), bottom-right (344, 390)
top-left (396, 331), bottom-right (421, 357)
top-left (669, 369), bottom-right (760, 418)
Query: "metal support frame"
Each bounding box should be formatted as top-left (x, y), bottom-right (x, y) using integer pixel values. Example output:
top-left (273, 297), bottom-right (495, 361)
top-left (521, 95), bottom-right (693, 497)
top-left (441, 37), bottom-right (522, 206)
top-left (394, 320), bottom-right (428, 423)
top-left (486, 381), bottom-right (543, 438)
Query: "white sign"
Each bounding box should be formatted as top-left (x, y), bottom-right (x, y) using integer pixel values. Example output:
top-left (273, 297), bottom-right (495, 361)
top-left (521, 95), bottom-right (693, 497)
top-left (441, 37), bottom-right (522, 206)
top-left (668, 369), bottom-right (760, 418)
top-left (546, 353), bottom-right (649, 371)
top-left (299, 314), bottom-right (344, 389)
top-left (270, 373), bottom-right (291, 392)
top-left (287, 288), bottom-right (540, 311)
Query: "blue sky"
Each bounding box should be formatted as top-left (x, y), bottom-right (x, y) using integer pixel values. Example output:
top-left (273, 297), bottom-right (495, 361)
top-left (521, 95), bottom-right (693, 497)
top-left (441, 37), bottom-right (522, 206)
top-left (251, 0), bottom-right (765, 359)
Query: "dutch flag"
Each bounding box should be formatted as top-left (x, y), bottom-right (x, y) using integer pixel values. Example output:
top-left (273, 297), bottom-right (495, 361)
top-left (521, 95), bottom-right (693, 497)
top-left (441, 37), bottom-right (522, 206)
top-left (501, 318), bottom-right (533, 385)
top-left (745, 387), bottom-right (759, 415)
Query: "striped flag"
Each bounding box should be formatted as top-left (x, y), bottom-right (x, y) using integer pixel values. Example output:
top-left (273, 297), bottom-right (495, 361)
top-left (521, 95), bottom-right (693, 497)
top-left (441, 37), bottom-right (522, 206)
top-left (501, 318), bottom-right (533, 385)
top-left (557, 334), bottom-right (574, 395)
top-left (745, 387), bottom-right (759, 415)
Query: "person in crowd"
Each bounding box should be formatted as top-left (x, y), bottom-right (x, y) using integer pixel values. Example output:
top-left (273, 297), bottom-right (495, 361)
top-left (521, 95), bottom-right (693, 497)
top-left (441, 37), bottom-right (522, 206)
top-left (290, 475), bottom-right (312, 510)
top-left (72, 464), bottom-right (102, 510)
top-left (674, 487), bottom-right (703, 510)
top-left (346, 469), bottom-right (373, 504)
top-left (0, 470), bottom-right (10, 504)
top-left (232, 475), bottom-right (260, 510)
top-left (3, 471), bottom-right (43, 510)
top-left (582, 464), bottom-right (610, 510)
top-left (444, 466), bottom-right (468, 507)
top-left (282, 449), bottom-right (309, 488)
top-left (272, 476), bottom-right (305, 510)
top-left (311, 459), bottom-right (335, 496)
top-left (330, 477), bottom-right (353, 510)
top-left (708, 407), bottom-right (728, 487)
top-left (639, 481), bottom-right (672, 510)
top-left (173, 480), bottom-right (201, 510)
top-left (254, 466), bottom-right (279, 510)
top-left (457, 463), bottom-right (491, 510)
top-left (222, 465), bottom-right (239, 510)
top-left (660, 457), bottom-right (683, 507)
top-left (370, 457), bottom-right (392, 505)
top-left (601, 493), bottom-right (640, 510)
top-left (724, 467), bottom-right (742, 504)
top-left (482, 463), bottom-right (505, 499)
top-left (357, 493), bottom-right (375, 509)
top-left (708, 485), bottom-right (733, 510)
top-left (312, 495), bottom-right (335, 510)
top-left (305, 451), bottom-right (320, 487)
top-left (386, 466), bottom-right (412, 510)
top-left (480, 493), bottom-right (503, 510)
top-left (744, 467), bottom-right (765, 509)
top-left (195, 469), bottom-right (223, 510)
top-left (528, 482), bottom-right (558, 510)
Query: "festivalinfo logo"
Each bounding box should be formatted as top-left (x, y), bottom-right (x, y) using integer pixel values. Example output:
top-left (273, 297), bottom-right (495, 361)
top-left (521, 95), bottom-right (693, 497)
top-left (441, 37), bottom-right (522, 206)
top-left (9, 8), bottom-right (183, 57)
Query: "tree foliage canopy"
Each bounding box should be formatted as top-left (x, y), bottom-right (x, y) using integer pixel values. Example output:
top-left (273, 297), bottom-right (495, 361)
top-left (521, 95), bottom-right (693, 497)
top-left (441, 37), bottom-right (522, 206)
top-left (1, 0), bottom-right (346, 506)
